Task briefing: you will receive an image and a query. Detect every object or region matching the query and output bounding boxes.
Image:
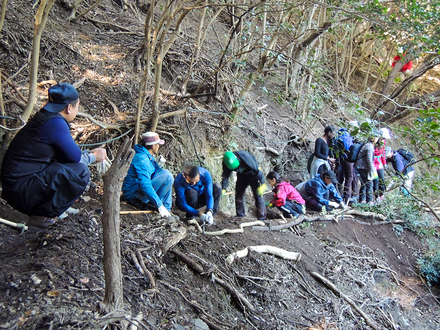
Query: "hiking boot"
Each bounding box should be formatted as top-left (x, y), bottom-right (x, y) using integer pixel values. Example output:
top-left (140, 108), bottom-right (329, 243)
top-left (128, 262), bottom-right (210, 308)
top-left (28, 216), bottom-right (56, 228)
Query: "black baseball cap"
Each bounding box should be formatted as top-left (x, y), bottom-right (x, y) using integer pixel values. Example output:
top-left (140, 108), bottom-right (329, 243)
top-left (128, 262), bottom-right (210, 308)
top-left (323, 170), bottom-right (338, 185)
top-left (43, 83), bottom-right (79, 113)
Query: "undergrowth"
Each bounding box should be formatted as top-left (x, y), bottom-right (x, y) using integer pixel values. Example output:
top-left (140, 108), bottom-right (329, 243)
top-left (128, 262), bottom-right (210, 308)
top-left (356, 192), bottom-right (440, 285)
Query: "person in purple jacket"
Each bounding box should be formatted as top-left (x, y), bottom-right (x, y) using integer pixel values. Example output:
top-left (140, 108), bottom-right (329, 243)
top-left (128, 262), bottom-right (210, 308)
top-left (1, 83), bottom-right (106, 228)
top-left (174, 165), bottom-right (221, 224)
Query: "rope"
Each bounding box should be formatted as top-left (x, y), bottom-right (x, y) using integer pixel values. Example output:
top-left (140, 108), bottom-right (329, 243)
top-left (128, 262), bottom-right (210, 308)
top-left (78, 128), bottom-right (133, 147)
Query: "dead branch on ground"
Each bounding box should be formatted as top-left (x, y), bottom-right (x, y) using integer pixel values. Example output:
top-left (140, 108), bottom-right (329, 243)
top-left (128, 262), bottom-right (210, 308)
top-left (311, 272), bottom-right (379, 330)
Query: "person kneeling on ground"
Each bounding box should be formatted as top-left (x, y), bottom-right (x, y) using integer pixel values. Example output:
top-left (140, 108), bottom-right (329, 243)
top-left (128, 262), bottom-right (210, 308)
top-left (266, 171), bottom-right (305, 218)
top-left (222, 150), bottom-right (267, 220)
top-left (297, 170), bottom-right (344, 212)
top-left (122, 132), bottom-right (176, 219)
top-left (0, 83), bottom-right (106, 228)
top-left (174, 165), bottom-right (221, 225)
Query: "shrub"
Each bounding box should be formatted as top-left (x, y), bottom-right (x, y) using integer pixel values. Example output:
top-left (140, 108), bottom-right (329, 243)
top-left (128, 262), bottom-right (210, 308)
top-left (418, 239), bottom-right (440, 286)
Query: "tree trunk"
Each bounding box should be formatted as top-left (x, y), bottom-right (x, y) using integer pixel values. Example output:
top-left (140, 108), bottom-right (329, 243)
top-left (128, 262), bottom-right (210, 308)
top-left (101, 137), bottom-right (135, 313)
top-left (0, 0), bottom-right (8, 34)
top-left (0, 0), bottom-right (54, 161)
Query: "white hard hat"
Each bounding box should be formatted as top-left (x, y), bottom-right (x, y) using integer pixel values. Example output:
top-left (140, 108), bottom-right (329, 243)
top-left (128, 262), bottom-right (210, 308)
top-left (379, 128), bottom-right (391, 139)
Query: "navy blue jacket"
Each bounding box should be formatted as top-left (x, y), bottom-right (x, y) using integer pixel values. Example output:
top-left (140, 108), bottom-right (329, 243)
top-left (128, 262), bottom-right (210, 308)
top-left (389, 152), bottom-right (414, 176)
top-left (305, 175), bottom-right (342, 206)
top-left (174, 167), bottom-right (214, 216)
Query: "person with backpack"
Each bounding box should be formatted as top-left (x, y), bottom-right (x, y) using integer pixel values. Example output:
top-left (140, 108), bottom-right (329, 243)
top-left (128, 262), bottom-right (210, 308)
top-left (309, 125), bottom-right (336, 179)
top-left (354, 134), bottom-right (378, 204)
top-left (385, 147), bottom-right (415, 194)
top-left (373, 128), bottom-right (390, 203)
top-left (333, 127), bottom-right (359, 204)
top-left (266, 171), bottom-right (305, 218)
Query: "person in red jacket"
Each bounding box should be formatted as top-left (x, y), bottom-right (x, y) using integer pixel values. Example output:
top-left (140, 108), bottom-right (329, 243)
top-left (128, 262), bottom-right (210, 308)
top-left (392, 54), bottom-right (413, 72)
top-left (266, 171), bottom-right (305, 218)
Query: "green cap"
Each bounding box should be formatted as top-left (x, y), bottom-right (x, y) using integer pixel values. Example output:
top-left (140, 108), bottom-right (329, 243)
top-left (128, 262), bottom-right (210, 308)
top-left (223, 151), bottom-right (239, 170)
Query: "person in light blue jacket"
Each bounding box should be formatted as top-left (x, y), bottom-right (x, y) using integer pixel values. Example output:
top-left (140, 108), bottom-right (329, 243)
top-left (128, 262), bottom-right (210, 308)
top-left (122, 132), bottom-right (174, 218)
top-left (174, 165), bottom-right (221, 223)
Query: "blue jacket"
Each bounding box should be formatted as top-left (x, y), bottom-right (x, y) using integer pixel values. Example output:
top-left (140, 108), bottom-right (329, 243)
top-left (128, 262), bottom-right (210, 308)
top-left (122, 144), bottom-right (164, 208)
top-left (174, 167), bottom-right (214, 216)
top-left (305, 175), bottom-right (342, 206)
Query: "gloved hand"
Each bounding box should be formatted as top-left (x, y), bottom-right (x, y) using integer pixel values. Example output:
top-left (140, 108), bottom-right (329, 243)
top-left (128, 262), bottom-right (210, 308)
top-left (158, 205), bottom-right (171, 218)
top-left (339, 201), bottom-right (346, 209)
top-left (265, 201), bottom-right (273, 208)
top-left (205, 211), bottom-right (213, 225)
top-left (158, 155), bottom-right (166, 168)
top-left (256, 183), bottom-right (267, 196)
top-left (373, 170), bottom-right (378, 180)
top-left (222, 189), bottom-right (227, 196)
top-left (328, 201), bottom-right (339, 208)
top-left (301, 204), bottom-right (306, 214)
top-left (97, 156), bottom-right (112, 175)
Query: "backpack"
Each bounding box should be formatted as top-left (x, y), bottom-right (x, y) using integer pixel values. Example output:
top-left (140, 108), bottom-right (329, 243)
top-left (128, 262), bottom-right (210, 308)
top-left (333, 130), bottom-right (353, 159)
top-left (338, 130), bottom-right (353, 151)
top-left (347, 142), bottom-right (364, 163)
top-left (397, 148), bottom-right (415, 166)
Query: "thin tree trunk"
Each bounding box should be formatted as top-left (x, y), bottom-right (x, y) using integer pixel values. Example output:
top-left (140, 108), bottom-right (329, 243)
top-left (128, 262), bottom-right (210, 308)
top-left (0, 0), bottom-right (55, 160)
top-left (101, 138), bottom-right (134, 313)
top-left (0, 0), bottom-right (8, 34)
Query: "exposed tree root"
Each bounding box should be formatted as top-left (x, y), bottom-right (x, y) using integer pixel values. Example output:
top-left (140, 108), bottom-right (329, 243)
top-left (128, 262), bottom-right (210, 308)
top-left (310, 272), bottom-right (380, 330)
top-left (226, 246), bottom-right (301, 265)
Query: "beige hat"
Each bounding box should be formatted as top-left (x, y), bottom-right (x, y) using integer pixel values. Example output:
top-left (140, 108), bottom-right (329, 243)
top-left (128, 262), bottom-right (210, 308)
top-left (142, 132), bottom-right (165, 145)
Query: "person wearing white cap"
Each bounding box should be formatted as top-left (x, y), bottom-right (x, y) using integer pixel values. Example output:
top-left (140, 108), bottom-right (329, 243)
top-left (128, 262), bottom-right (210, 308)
top-left (122, 132), bottom-right (175, 219)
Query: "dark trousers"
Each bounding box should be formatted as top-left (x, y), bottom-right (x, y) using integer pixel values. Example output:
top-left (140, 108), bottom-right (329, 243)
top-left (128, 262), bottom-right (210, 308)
top-left (357, 168), bottom-right (373, 202)
top-left (3, 162), bottom-right (90, 218)
top-left (236, 171), bottom-right (267, 220)
top-left (373, 168), bottom-right (385, 198)
top-left (303, 191), bottom-right (333, 211)
top-left (184, 183), bottom-right (221, 218)
top-left (340, 159), bottom-right (356, 202)
top-left (278, 201), bottom-right (305, 217)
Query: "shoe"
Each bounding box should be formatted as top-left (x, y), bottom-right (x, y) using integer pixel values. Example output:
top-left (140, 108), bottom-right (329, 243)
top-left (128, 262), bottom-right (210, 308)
top-left (28, 216), bottom-right (56, 228)
top-left (124, 197), bottom-right (156, 211)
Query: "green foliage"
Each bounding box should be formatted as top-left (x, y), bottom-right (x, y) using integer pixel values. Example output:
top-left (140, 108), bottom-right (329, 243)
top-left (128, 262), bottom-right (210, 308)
top-left (418, 239), bottom-right (440, 285)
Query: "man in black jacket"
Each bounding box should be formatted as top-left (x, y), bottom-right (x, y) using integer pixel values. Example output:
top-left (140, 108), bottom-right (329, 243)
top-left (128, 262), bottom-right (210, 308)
top-left (222, 150), bottom-right (267, 220)
top-left (1, 83), bottom-right (106, 228)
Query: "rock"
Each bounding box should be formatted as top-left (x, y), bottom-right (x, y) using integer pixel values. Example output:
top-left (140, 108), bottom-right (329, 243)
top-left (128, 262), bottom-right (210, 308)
top-left (191, 318), bottom-right (209, 329)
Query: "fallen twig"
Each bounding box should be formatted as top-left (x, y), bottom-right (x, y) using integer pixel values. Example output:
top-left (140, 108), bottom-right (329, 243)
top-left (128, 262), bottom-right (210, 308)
top-left (136, 250), bottom-right (156, 288)
top-left (310, 271), bottom-right (379, 330)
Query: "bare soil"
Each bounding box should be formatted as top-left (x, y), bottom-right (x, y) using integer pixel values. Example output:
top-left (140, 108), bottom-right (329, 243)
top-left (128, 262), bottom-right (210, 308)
top-left (1, 0), bottom-right (440, 329)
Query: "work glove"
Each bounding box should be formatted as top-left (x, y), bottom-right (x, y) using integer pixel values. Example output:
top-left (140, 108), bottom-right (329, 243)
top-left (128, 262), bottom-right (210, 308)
top-left (200, 211), bottom-right (214, 225)
top-left (301, 204), bottom-right (306, 214)
top-left (256, 183), bottom-right (267, 196)
top-left (158, 155), bottom-right (166, 168)
top-left (97, 156), bottom-right (112, 175)
top-left (265, 201), bottom-right (273, 208)
top-left (222, 189), bottom-right (227, 196)
top-left (373, 170), bottom-right (378, 180)
top-left (328, 201), bottom-right (339, 208)
top-left (158, 205), bottom-right (171, 218)
top-left (339, 201), bottom-right (346, 209)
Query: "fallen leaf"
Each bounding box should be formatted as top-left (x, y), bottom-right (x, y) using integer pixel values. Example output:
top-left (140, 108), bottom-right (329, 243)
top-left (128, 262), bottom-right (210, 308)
top-left (47, 290), bottom-right (60, 297)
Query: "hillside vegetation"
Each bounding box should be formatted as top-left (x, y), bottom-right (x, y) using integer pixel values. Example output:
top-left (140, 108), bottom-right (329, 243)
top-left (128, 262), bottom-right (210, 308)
top-left (0, 0), bottom-right (440, 329)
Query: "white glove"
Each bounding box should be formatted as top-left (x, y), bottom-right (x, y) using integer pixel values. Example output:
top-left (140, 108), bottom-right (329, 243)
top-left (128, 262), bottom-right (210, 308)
top-left (205, 211), bottom-right (213, 225)
top-left (339, 201), bottom-right (346, 209)
top-left (97, 156), bottom-right (112, 175)
top-left (158, 205), bottom-right (171, 218)
top-left (328, 201), bottom-right (339, 208)
top-left (158, 155), bottom-right (166, 168)
top-left (200, 211), bottom-right (214, 225)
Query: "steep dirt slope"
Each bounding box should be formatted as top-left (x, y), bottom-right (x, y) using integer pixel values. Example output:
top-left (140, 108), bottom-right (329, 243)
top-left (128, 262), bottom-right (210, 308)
top-left (1, 0), bottom-right (440, 329)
